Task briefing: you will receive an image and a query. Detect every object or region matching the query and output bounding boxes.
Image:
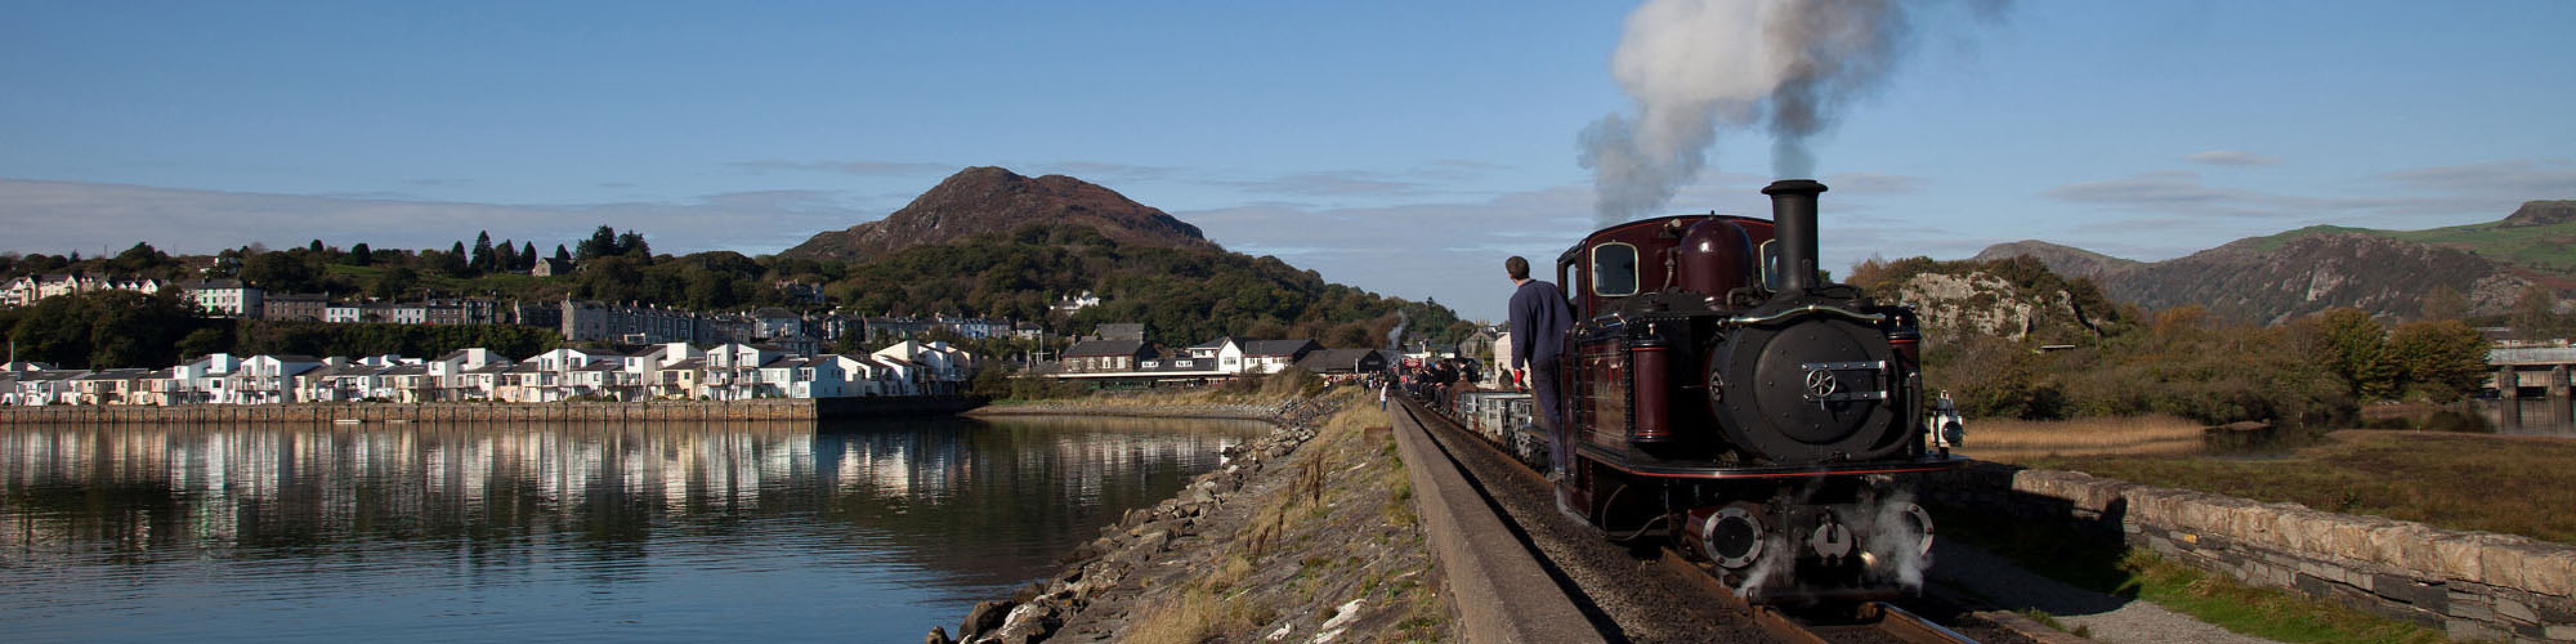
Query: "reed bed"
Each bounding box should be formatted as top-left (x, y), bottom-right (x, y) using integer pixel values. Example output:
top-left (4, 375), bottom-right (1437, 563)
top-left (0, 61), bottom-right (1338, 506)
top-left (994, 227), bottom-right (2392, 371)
top-left (1957, 414), bottom-right (2206, 464)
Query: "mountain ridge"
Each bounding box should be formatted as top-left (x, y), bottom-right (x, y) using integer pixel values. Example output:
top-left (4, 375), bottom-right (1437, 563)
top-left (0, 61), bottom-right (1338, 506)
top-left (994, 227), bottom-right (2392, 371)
top-left (1974, 200), bottom-right (2572, 322)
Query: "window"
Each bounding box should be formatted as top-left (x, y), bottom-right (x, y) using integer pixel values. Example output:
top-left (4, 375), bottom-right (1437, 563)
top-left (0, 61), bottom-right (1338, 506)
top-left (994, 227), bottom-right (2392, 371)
top-left (1591, 243), bottom-right (1639, 297)
top-left (1758, 240), bottom-right (1779, 292)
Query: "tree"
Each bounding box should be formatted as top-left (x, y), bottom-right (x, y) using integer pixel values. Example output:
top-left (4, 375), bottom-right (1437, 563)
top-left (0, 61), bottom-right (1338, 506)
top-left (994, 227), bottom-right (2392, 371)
top-left (346, 243), bottom-right (372, 267)
top-left (617, 231), bottom-right (650, 258)
top-left (109, 242), bottom-right (169, 272)
top-left (241, 251), bottom-right (321, 293)
top-left (371, 266), bottom-right (419, 300)
top-left (2420, 285), bottom-right (2470, 321)
top-left (2512, 285), bottom-right (2568, 341)
top-left (471, 231), bottom-right (496, 272)
top-left (521, 242), bottom-right (538, 270)
top-left (2387, 319), bottom-right (2490, 401)
top-left (494, 238), bottom-right (518, 272)
top-left (308, 240), bottom-right (325, 253)
top-left (553, 244), bottom-right (573, 263)
top-left (2311, 307), bottom-right (2398, 399)
top-left (578, 225), bottom-right (618, 260)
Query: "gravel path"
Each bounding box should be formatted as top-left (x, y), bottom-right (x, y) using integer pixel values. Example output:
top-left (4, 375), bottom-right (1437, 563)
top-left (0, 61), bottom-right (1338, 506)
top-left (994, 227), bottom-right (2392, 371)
top-left (1929, 539), bottom-right (2277, 644)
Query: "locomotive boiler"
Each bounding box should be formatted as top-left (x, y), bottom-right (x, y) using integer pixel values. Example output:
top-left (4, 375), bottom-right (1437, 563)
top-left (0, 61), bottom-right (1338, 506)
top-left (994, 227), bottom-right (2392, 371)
top-left (1546, 179), bottom-right (1961, 600)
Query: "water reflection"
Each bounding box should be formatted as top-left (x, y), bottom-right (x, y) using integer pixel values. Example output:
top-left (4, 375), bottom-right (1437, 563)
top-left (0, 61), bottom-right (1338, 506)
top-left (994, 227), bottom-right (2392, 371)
top-left (0, 416), bottom-right (1260, 643)
top-left (2477, 399), bottom-right (2576, 437)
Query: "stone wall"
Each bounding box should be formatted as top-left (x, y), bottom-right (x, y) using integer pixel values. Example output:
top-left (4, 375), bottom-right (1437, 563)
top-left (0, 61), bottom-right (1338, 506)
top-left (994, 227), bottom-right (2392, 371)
top-left (1924, 461), bottom-right (2576, 643)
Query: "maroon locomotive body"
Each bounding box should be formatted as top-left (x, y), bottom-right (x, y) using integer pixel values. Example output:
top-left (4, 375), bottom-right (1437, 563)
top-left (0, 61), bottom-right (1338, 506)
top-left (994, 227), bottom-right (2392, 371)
top-left (1548, 179), bottom-right (1960, 600)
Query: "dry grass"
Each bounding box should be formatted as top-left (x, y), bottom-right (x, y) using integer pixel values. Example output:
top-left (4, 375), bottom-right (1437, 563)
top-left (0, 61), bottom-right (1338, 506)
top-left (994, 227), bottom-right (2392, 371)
top-left (2040, 430), bottom-right (2576, 544)
top-left (1122, 387), bottom-right (1450, 643)
top-left (1958, 414), bottom-right (2206, 464)
top-left (1123, 588), bottom-right (1274, 644)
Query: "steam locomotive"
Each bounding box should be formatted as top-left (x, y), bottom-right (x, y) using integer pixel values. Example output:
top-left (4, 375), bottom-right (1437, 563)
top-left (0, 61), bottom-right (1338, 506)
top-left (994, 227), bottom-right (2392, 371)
top-left (1523, 179), bottom-right (1960, 601)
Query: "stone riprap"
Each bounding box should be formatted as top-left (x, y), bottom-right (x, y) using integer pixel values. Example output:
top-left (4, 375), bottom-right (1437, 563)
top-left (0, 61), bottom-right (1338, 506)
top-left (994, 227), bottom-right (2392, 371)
top-left (1926, 461), bottom-right (2576, 643)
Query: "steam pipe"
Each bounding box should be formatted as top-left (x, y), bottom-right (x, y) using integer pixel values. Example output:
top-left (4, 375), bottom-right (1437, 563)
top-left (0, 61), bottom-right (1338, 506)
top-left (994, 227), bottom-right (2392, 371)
top-left (1761, 179), bottom-right (1827, 292)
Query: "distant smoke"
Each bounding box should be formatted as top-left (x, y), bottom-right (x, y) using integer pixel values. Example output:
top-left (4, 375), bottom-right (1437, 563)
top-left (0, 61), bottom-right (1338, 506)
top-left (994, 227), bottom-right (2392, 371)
top-left (1580, 0), bottom-right (2006, 225)
top-left (1386, 311), bottom-right (1410, 352)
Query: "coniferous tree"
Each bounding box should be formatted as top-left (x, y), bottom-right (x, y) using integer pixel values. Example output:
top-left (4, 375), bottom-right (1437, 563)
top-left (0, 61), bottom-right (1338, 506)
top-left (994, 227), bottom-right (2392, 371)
top-left (521, 242), bottom-right (538, 270)
top-left (553, 244), bottom-right (573, 264)
top-left (495, 238), bottom-right (518, 272)
top-left (471, 231), bottom-right (495, 272)
top-left (617, 231), bottom-right (650, 258)
top-left (578, 225), bottom-right (618, 260)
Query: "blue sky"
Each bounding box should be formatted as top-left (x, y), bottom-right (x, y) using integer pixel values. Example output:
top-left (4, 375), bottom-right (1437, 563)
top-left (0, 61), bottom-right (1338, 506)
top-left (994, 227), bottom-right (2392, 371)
top-left (3, 1), bottom-right (2571, 321)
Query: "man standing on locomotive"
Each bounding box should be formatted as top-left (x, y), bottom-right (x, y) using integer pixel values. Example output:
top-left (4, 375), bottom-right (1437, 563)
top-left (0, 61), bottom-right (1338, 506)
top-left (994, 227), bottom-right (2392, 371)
top-left (1504, 256), bottom-right (1577, 516)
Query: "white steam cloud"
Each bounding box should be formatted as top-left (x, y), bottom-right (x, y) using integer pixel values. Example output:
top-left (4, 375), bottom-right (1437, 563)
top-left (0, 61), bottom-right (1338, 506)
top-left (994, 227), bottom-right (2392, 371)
top-left (1580, 0), bottom-right (2007, 226)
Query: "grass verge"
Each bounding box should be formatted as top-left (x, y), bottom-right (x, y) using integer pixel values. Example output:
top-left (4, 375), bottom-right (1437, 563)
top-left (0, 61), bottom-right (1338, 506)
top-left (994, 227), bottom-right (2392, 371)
top-left (1937, 504), bottom-right (2447, 644)
top-left (2034, 430), bottom-right (2576, 544)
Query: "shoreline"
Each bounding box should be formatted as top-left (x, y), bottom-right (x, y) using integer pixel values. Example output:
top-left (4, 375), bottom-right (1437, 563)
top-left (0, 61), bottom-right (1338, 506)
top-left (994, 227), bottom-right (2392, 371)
top-left (0, 395), bottom-right (985, 424)
top-left (928, 390), bottom-right (1448, 643)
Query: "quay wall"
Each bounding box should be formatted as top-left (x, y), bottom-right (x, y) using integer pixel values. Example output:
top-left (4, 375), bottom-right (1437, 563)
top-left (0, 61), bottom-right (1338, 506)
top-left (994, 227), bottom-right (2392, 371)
top-left (0, 395), bottom-right (985, 424)
top-left (1925, 460), bottom-right (2576, 643)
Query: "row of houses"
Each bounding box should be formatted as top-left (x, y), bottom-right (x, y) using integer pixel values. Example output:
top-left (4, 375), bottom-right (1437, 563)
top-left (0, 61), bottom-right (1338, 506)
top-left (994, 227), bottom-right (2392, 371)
top-left (1051, 337), bottom-right (1389, 381)
top-left (0, 274), bottom-right (170, 308)
top-left (0, 340), bottom-right (978, 406)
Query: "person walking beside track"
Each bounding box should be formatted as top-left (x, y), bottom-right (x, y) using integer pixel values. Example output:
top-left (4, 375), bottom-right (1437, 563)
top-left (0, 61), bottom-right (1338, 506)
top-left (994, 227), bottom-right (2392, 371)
top-left (1503, 255), bottom-right (1577, 521)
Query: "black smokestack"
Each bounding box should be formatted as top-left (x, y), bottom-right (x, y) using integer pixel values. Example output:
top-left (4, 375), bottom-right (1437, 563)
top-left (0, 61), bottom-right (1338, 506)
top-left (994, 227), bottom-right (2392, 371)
top-left (1762, 179), bottom-right (1826, 292)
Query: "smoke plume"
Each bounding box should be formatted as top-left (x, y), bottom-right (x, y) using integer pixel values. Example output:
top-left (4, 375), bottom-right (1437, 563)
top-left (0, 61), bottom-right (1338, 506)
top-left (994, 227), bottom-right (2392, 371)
top-left (1580, 0), bottom-right (2004, 225)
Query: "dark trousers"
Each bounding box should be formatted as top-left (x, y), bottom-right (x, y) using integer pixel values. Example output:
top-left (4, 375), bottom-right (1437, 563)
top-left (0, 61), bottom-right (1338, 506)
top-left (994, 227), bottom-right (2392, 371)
top-left (1531, 360), bottom-right (1567, 474)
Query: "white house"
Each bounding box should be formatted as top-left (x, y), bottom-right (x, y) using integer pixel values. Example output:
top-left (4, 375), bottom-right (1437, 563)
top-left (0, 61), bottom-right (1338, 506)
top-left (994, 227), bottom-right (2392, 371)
top-left (229, 355), bottom-right (323, 404)
top-left (1187, 337), bottom-right (1247, 374)
top-left (179, 279), bottom-right (263, 318)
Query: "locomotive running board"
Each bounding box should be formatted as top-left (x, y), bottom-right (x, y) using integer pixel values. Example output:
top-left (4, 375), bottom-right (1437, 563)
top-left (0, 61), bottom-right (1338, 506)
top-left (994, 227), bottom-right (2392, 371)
top-left (1577, 450), bottom-right (1966, 480)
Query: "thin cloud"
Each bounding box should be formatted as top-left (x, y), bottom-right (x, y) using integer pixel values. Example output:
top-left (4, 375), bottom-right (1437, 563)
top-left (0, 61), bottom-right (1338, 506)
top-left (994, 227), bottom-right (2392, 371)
top-left (2184, 150), bottom-right (2280, 166)
top-left (1206, 170), bottom-right (1435, 197)
top-left (2378, 159), bottom-right (2576, 196)
top-left (1824, 172), bottom-right (1929, 196)
top-left (0, 179), bottom-right (886, 257)
top-left (732, 160), bottom-right (958, 176)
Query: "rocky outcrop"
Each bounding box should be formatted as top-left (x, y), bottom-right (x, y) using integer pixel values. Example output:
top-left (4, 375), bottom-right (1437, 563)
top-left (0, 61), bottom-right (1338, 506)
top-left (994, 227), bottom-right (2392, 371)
top-left (781, 166), bottom-right (1216, 264)
top-left (1894, 270), bottom-right (2099, 343)
top-left (2500, 200), bottom-right (2576, 229)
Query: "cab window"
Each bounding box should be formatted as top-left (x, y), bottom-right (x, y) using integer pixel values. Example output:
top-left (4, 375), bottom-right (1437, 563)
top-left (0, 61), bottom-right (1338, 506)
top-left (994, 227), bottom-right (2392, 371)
top-left (1591, 243), bottom-right (1638, 298)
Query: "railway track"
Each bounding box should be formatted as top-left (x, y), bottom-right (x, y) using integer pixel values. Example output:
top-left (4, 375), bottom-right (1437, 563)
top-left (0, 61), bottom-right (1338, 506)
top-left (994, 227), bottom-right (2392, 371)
top-left (1396, 396), bottom-right (1979, 644)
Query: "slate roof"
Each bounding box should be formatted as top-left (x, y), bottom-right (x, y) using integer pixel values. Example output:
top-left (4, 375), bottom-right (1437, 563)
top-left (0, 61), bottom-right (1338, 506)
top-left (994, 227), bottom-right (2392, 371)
top-left (1240, 339), bottom-right (1320, 357)
top-left (1064, 339), bottom-right (1148, 357)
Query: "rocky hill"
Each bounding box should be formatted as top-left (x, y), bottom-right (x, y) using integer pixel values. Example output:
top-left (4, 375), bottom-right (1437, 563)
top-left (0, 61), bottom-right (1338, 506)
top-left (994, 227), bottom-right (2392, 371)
top-left (780, 167), bottom-right (1217, 263)
top-left (2092, 233), bottom-right (2529, 324)
top-left (1973, 200), bottom-right (2573, 323)
top-left (1969, 240), bottom-right (2139, 279)
top-left (2499, 200), bottom-right (2576, 228)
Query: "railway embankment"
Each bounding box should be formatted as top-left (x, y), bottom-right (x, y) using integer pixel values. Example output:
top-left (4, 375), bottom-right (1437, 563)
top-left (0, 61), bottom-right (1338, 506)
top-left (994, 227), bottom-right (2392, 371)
top-left (1924, 460), bottom-right (2576, 642)
top-left (928, 388), bottom-right (1452, 644)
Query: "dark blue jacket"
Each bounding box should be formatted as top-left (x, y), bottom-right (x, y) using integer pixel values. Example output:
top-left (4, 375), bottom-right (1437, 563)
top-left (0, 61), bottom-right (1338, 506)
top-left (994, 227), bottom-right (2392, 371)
top-left (1508, 279), bottom-right (1573, 370)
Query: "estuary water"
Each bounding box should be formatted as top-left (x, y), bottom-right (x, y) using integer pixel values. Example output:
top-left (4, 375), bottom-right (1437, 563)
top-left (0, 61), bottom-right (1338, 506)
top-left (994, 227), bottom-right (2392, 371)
top-left (0, 415), bottom-right (1264, 643)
